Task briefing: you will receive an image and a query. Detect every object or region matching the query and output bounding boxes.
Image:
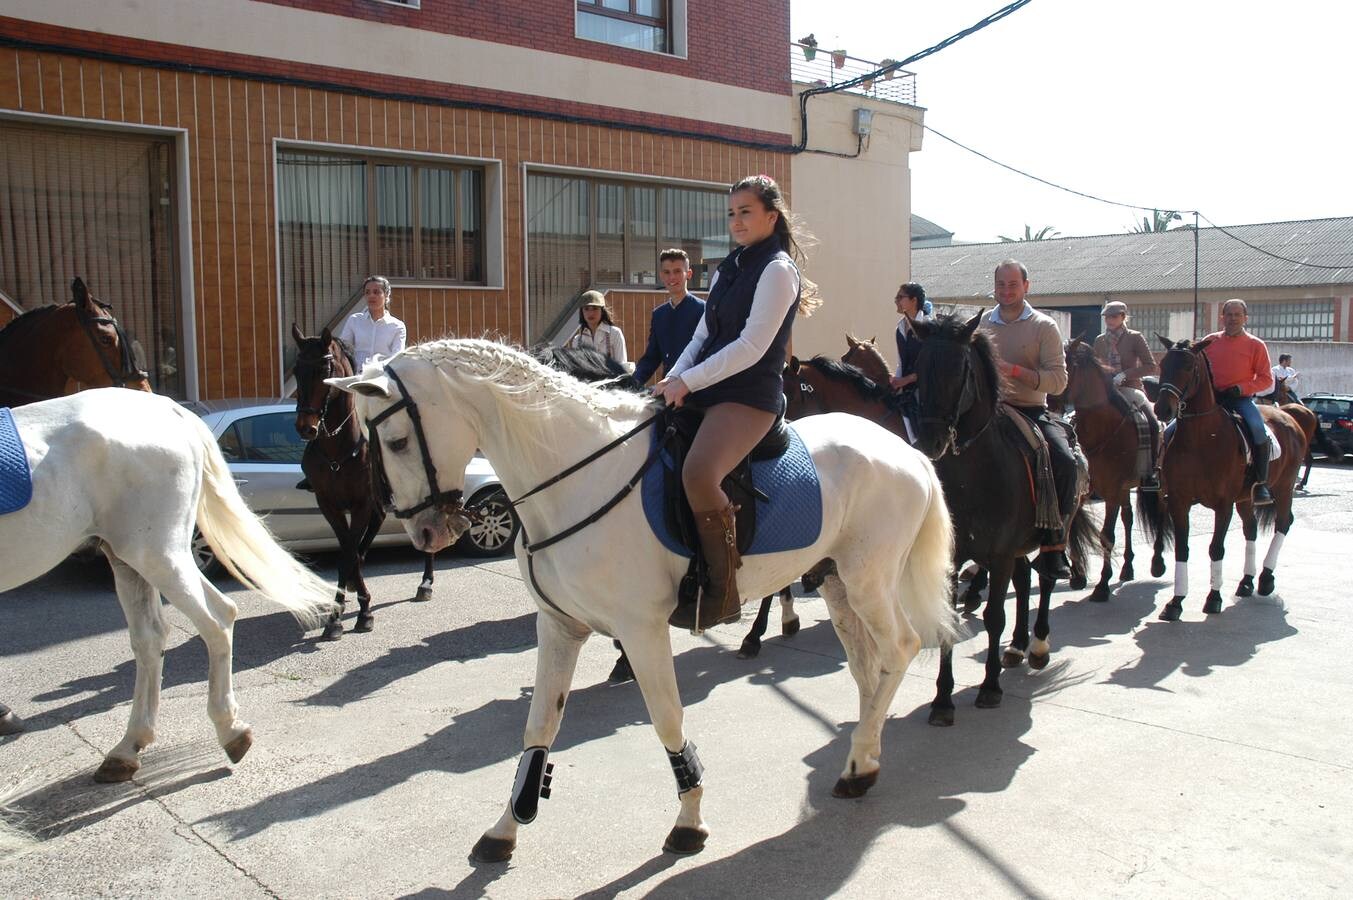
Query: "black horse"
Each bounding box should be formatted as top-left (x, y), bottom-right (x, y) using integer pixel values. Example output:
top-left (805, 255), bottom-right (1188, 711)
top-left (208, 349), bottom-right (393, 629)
top-left (291, 325), bottom-right (437, 640)
top-left (910, 314), bottom-right (1100, 725)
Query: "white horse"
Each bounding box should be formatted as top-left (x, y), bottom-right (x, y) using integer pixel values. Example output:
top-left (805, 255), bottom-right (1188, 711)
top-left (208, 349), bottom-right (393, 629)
top-left (0, 390), bottom-right (334, 780)
top-left (330, 338), bottom-right (959, 860)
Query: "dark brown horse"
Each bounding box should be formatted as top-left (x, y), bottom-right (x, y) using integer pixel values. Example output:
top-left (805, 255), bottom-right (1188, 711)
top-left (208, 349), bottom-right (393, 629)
top-left (0, 277), bottom-right (150, 407)
top-left (1061, 339), bottom-right (1163, 602)
top-left (1147, 337), bottom-right (1316, 618)
top-left (291, 325), bottom-right (436, 641)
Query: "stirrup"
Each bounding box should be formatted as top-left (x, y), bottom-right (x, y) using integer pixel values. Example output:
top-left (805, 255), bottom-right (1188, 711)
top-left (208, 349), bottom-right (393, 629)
top-left (1251, 483), bottom-right (1274, 507)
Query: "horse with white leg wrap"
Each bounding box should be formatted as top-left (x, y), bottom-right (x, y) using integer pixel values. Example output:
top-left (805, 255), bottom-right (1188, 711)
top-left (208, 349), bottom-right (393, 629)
top-left (329, 339), bottom-right (959, 861)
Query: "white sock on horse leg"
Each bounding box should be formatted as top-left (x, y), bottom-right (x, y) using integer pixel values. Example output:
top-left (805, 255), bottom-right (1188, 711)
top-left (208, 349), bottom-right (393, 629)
top-left (1174, 565), bottom-right (1188, 597)
top-left (1264, 532), bottom-right (1287, 571)
top-left (1210, 560), bottom-right (1223, 591)
top-left (1244, 541), bottom-right (1258, 577)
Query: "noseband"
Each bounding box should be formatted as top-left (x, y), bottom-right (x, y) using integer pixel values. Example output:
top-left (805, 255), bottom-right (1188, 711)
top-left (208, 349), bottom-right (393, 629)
top-left (366, 364), bottom-right (465, 520)
top-left (76, 301), bottom-right (148, 387)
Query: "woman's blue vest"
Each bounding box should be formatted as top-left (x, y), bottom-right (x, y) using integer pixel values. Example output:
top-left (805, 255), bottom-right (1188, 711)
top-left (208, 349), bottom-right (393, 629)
top-left (689, 235), bottom-right (800, 413)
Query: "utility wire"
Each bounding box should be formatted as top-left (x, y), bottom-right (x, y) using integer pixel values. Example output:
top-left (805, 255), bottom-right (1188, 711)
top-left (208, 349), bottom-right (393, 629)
top-left (925, 125), bottom-right (1353, 270)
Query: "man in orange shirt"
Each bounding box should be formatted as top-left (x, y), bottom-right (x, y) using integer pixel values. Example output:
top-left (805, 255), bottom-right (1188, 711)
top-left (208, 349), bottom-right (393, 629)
top-left (1202, 299), bottom-right (1275, 505)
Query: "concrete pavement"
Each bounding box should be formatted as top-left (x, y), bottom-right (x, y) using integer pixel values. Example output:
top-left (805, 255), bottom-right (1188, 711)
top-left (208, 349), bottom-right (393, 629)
top-left (2, 463), bottom-right (1351, 898)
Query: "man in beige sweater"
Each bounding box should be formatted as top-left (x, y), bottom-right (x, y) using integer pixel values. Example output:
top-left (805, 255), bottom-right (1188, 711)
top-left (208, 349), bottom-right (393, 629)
top-left (977, 259), bottom-right (1076, 580)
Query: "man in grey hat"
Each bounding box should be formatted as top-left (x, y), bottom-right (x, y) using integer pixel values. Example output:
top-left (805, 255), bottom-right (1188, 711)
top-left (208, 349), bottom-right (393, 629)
top-left (1092, 300), bottom-right (1160, 489)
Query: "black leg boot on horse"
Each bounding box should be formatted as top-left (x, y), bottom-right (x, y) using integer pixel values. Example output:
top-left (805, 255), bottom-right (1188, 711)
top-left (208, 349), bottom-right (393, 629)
top-left (669, 504), bottom-right (743, 633)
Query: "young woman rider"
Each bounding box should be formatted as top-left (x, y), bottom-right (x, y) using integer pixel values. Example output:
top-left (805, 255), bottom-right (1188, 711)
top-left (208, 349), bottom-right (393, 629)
top-left (654, 175), bottom-right (819, 632)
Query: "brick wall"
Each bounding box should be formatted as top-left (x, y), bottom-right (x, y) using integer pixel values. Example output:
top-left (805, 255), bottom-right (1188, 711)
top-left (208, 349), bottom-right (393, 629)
top-left (0, 47), bottom-right (789, 399)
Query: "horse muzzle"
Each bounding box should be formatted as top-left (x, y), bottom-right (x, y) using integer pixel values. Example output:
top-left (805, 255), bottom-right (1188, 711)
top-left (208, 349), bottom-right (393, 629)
top-left (408, 507), bottom-right (473, 553)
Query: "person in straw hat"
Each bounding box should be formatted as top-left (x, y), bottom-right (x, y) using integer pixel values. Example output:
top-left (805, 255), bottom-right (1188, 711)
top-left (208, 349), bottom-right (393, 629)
top-left (563, 290), bottom-right (628, 367)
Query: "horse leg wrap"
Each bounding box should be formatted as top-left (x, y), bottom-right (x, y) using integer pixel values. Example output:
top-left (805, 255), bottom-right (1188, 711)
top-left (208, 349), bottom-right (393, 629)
top-left (1174, 566), bottom-right (1188, 598)
top-left (510, 746), bottom-right (554, 824)
top-left (1244, 541), bottom-right (1258, 577)
top-left (1264, 532), bottom-right (1286, 571)
top-left (1210, 560), bottom-right (1223, 591)
top-left (667, 740), bottom-right (704, 795)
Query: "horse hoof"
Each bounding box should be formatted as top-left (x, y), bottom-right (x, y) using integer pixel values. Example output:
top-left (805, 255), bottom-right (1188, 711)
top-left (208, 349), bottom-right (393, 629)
top-left (1258, 570), bottom-right (1276, 596)
top-left (1159, 599), bottom-right (1183, 622)
top-left (1000, 649), bottom-right (1025, 669)
top-left (224, 729), bottom-right (254, 764)
top-left (0, 710), bottom-right (23, 736)
top-left (1120, 564), bottom-right (1134, 582)
top-left (413, 585), bottom-right (433, 602)
top-left (1202, 592), bottom-right (1224, 615)
top-left (1069, 573), bottom-right (1088, 591)
top-left (1029, 651), bottom-right (1050, 671)
top-left (832, 770), bottom-right (878, 798)
top-left (470, 835), bottom-right (515, 864)
top-left (353, 614), bottom-right (375, 633)
top-left (663, 826), bottom-right (708, 855)
top-left (93, 756), bottom-right (140, 783)
top-left (781, 617), bottom-right (800, 637)
top-left (1151, 558), bottom-right (1167, 578)
top-left (1235, 575), bottom-right (1254, 597)
top-left (962, 590), bottom-right (984, 613)
top-left (1088, 584), bottom-right (1111, 603)
top-left (928, 706), bottom-right (955, 727)
top-left (607, 659), bottom-right (636, 684)
top-left (735, 639), bottom-right (761, 660)
top-left (975, 688), bottom-right (1003, 709)
top-left (320, 621), bottom-right (345, 641)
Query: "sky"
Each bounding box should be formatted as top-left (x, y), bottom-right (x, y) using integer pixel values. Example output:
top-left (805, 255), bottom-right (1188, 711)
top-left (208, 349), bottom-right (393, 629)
top-left (790, 0), bottom-right (1353, 245)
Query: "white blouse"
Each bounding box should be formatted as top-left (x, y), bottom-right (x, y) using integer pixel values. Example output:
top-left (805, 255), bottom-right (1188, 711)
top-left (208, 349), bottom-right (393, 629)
top-left (563, 321), bottom-right (628, 365)
top-left (667, 258), bottom-right (799, 393)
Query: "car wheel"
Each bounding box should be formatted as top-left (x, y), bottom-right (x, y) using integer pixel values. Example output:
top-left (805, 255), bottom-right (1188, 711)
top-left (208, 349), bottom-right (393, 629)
top-left (192, 528), bottom-right (223, 577)
top-left (458, 488), bottom-right (519, 558)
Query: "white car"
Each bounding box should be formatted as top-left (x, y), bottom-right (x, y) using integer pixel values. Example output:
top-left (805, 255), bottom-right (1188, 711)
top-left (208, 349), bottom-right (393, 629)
top-left (182, 399), bottom-right (519, 573)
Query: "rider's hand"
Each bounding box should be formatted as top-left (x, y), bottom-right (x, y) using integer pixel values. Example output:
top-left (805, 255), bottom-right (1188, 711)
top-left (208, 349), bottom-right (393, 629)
top-left (1112, 372), bottom-right (1126, 387)
top-left (654, 376), bottom-right (690, 407)
top-left (1220, 385), bottom-right (1243, 400)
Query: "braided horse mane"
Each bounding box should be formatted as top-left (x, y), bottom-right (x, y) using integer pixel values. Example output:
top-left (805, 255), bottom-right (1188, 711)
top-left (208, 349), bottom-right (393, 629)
top-left (399, 338), bottom-right (658, 454)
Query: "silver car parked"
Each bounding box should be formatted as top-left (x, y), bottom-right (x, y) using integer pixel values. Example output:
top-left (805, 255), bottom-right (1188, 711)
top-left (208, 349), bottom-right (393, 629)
top-left (183, 399), bottom-right (519, 573)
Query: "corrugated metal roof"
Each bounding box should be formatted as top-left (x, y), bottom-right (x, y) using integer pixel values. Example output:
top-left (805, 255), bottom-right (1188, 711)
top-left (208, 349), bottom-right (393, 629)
top-left (910, 214), bottom-right (953, 240)
top-left (911, 216), bottom-right (1353, 299)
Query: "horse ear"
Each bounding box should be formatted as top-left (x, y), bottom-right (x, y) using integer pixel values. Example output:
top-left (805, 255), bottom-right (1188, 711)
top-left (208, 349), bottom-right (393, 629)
top-left (960, 312), bottom-right (982, 340)
top-left (1155, 333), bottom-right (1174, 350)
top-left (328, 372), bottom-right (391, 398)
top-left (71, 277), bottom-right (90, 307)
top-left (321, 326), bottom-right (333, 346)
top-left (845, 334), bottom-right (858, 349)
top-left (1193, 335), bottom-right (1215, 353)
top-left (291, 323), bottom-right (305, 346)
top-left (870, 336), bottom-right (877, 344)
top-left (787, 355), bottom-right (801, 374)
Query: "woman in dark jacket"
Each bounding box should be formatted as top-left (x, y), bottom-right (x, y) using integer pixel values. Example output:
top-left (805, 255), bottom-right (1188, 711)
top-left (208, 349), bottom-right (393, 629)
top-left (655, 175), bottom-right (818, 632)
top-left (888, 282), bottom-right (930, 444)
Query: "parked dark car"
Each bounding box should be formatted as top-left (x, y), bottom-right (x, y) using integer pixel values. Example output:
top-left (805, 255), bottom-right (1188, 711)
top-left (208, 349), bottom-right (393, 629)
top-left (1305, 393), bottom-right (1353, 458)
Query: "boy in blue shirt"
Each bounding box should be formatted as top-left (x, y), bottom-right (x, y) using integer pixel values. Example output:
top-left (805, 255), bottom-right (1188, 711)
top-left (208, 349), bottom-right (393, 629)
top-left (632, 249), bottom-right (706, 386)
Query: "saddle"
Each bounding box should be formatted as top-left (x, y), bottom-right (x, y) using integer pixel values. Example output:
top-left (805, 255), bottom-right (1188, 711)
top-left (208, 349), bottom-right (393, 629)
top-left (658, 404), bottom-right (791, 557)
top-left (996, 405), bottom-right (1085, 532)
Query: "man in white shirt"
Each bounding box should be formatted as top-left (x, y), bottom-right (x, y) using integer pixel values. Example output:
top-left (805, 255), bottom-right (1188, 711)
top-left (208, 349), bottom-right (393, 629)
top-left (1269, 353), bottom-right (1302, 404)
top-left (337, 275), bottom-right (407, 371)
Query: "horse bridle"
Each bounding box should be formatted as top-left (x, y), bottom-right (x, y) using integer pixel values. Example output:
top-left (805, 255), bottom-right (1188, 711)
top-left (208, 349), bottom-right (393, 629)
top-left (75, 300), bottom-right (148, 388)
top-left (916, 345), bottom-right (981, 458)
top-left (1158, 346), bottom-right (1218, 420)
top-left (365, 364), bottom-right (466, 520)
top-left (295, 352), bottom-right (354, 439)
top-left (784, 372), bottom-right (826, 418)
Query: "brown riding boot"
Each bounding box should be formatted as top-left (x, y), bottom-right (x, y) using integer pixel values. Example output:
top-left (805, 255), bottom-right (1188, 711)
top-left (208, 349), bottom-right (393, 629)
top-left (669, 504), bottom-right (743, 633)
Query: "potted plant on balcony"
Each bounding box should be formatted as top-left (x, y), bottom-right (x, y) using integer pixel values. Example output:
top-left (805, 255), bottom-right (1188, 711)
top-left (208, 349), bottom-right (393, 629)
top-left (880, 58), bottom-right (897, 80)
top-left (831, 48), bottom-right (848, 69)
top-left (798, 34), bottom-right (818, 61)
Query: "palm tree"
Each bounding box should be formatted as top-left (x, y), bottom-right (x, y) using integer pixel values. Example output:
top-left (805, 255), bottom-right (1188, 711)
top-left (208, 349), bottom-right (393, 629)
top-left (1130, 209), bottom-right (1182, 233)
top-left (998, 224), bottom-right (1059, 242)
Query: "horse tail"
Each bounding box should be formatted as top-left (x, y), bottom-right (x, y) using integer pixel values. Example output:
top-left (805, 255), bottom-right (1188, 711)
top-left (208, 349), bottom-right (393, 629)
top-left (1135, 483), bottom-right (1171, 550)
top-left (900, 462), bottom-right (962, 649)
top-left (181, 408), bottom-right (336, 629)
top-left (1067, 501), bottom-right (1105, 571)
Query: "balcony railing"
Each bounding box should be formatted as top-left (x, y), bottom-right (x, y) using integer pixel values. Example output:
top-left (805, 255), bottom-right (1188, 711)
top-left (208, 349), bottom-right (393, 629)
top-left (790, 43), bottom-right (917, 106)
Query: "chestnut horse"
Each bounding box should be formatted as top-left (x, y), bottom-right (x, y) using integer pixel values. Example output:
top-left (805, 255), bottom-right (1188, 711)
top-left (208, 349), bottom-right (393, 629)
top-left (291, 325), bottom-right (436, 640)
top-left (0, 277), bottom-right (150, 407)
top-left (1147, 337), bottom-right (1316, 618)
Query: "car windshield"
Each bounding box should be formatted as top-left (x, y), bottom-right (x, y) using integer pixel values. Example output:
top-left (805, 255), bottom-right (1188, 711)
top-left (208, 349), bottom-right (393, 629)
top-left (1309, 398), bottom-right (1353, 417)
top-left (221, 411), bottom-right (307, 463)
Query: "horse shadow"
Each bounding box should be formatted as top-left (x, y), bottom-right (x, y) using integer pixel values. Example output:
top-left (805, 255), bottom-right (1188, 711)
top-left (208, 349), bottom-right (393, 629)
top-left (1104, 594), bottom-right (1297, 692)
top-left (1051, 579), bottom-right (1162, 650)
top-left (201, 622), bottom-right (846, 841)
top-left (576, 693), bottom-right (1038, 900)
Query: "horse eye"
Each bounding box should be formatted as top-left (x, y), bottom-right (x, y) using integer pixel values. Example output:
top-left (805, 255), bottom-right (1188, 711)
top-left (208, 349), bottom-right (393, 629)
top-left (100, 334), bottom-right (117, 347)
top-left (388, 436), bottom-right (409, 452)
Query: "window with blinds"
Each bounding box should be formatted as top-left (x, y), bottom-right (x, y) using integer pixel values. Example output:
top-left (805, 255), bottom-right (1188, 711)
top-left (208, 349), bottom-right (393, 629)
top-left (1246, 299), bottom-right (1335, 342)
top-left (0, 120), bottom-right (181, 397)
top-left (525, 173), bottom-right (730, 342)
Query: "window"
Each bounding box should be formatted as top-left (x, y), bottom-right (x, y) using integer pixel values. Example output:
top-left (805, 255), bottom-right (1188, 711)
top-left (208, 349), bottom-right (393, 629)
top-left (221, 412), bottom-right (308, 464)
top-left (577, 0), bottom-right (670, 53)
top-left (277, 149), bottom-right (484, 361)
top-left (1103, 306), bottom-right (1193, 344)
top-left (1246, 299), bottom-right (1335, 342)
top-left (1308, 398), bottom-right (1352, 417)
top-left (526, 172), bottom-right (731, 340)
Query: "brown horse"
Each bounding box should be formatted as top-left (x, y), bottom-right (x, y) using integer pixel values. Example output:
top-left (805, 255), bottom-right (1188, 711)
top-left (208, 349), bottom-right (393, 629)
top-left (291, 325), bottom-right (436, 640)
top-left (1147, 337), bottom-right (1316, 618)
top-left (1061, 339), bottom-right (1163, 602)
top-left (842, 334), bottom-right (891, 383)
top-left (0, 277), bottom-right (150, 407)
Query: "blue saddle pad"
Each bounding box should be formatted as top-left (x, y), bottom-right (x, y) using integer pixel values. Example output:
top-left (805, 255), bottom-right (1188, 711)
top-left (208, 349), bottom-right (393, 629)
top-left (641, 422), bottom-right (822, 558)
top-left (0, 408), bottom-right (33, 515)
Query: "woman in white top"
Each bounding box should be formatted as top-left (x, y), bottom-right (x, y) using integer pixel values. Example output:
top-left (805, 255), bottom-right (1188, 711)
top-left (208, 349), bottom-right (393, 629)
top-left (337, 276), bottom-right (407, 371)
top-left (563, 291), bottom-right (627, 366)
